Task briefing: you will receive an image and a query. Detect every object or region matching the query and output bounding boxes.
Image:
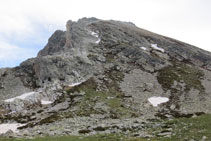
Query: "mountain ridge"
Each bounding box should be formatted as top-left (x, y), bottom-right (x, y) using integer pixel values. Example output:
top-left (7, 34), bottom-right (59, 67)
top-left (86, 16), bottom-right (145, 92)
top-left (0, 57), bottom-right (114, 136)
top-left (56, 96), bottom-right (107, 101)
top-left (0, 17), bottom-right (211, 139)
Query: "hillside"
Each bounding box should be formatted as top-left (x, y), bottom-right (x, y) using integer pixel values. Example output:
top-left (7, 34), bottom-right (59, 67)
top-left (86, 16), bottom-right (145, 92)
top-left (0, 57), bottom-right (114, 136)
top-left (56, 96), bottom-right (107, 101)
top-left (0, 18), bottom-right (211, 140)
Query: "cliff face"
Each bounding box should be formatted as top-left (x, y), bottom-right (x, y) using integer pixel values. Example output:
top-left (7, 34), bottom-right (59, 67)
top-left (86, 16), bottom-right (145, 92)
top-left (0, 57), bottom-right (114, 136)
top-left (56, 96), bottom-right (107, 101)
top-left (1, 17), bottom-right (211, 137)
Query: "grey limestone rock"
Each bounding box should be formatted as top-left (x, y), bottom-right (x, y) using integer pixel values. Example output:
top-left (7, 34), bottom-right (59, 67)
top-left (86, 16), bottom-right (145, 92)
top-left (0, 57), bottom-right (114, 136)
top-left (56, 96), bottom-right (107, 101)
top-left (1, 17), bottom-right (211, 138)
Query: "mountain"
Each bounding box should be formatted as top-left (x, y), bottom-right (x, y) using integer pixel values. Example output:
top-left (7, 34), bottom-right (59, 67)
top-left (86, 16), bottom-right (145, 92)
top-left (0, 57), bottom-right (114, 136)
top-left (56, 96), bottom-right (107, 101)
top-left (0, 17), bottom-right (211, 139)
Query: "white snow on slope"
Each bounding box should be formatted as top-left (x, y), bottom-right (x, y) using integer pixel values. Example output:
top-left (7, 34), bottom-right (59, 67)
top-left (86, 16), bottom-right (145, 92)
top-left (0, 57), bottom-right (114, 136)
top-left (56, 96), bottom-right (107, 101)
top-left (0, 123), bottom-right (25, 134)
top-left (69, 82), bottom-right (82, 87)
top-left (4, 92), bottom-right (36, 103)
top-left (95, 38), bottom-right (101, 44)
top-left (88, 31), bottom-right (101, 44)
top-left (90, 31), bottom-right (99, 38)
top-left (151, 44), bottom-right (165, 53)
top-left (41, 100), bottom-right (53, 105)
top-left (148, 96), bottom-right (169, 107)
top-left (140, 47), bottom-right (147, 51)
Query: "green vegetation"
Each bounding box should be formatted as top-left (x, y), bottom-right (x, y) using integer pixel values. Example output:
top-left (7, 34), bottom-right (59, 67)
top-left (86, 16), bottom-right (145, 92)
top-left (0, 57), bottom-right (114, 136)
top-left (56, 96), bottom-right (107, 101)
top-left (87, 54), bottom-right (99, 61)
top-left (157, 62), bottom-right (204, 93)
top-left (19, 71), bottom-right (133, 129)
top-left (105, 53), bottom-right (115, 63)
top-left (149, 114), bottom-right (211, 141)
top-left (165, 114), bottom-right (211, 140)
top-left (0, 115), bottom-right (211, 141)
top-left (0, 134), bottom-right (147, 141)
top-left (65, 70), bottom-right (136, 118)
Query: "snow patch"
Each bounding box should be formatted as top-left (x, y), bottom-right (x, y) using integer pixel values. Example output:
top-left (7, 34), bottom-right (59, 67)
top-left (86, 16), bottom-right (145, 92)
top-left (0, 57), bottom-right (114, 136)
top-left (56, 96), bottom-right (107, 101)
top-left (41, 100), bottom-right (53, 105)
top-left (151, 44), bottom-right (165, 53)
top-left (140, 47), bottom-right (147, 51)
top-left (95, 38), bottom-right (101, 44)
top-left (69, 82), bottom-right (82, 87)
top-left (0, 123), bottom-right (25, 134)
top-left (90, 31), bottom-right (99, 38)
top-left (88, 30), bottom-right (101, 44)
top-left (4, 92), bottom-right (36, 103)
top-left (148, 96), bottom-right (169, 107)
top-left (8, 111), bottom-right (16, 114)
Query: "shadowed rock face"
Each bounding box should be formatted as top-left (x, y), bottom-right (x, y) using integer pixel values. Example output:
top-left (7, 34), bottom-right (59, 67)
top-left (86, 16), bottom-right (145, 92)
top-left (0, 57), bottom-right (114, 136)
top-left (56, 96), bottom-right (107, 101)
top-left (1, 17), bottom-right (211, 137)
top-left (38, 30), bottom-right (66, 57)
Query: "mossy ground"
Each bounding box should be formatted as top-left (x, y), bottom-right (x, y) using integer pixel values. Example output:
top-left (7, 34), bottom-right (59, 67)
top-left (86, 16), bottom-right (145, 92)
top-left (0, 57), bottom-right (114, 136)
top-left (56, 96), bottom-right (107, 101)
top-left (157, 62), bottom-right (204, 93)
top-left (1, 114), bottom-right (211, 141)
top-left (2, 63), bottom-right (209, 140)
top-left (164, 114), bottom-right (211, 140)
top-left (18, 71), bottom-right (134, 128)
top-left (65, 69), bottom-right (137, 118)
top-left (0, 134), bottom-right (152, 141)
top-left (147, 114), bottom-right (211, 141)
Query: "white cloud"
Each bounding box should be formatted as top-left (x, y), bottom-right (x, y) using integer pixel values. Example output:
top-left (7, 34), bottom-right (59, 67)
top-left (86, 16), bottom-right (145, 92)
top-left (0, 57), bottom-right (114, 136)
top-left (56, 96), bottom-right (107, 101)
top-left (0, 0), bottom-right (211, 67)
top-left (0, 40), bottom-right (35, 68)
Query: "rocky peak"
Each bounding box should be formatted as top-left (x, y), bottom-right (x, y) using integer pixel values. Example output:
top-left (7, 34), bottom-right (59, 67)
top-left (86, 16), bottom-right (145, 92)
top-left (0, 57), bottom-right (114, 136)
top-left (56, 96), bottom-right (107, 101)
top-left (38, 18), bottom-right (211, 69)
top-left (1, 17), bottom-right (211, 138)
top-left (37, 30), bottom-right (66, 57)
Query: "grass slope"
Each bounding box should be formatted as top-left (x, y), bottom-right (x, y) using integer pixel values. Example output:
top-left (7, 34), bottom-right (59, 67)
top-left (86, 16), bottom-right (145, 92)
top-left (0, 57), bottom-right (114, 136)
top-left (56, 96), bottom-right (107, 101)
top-left (0, 114), bottom-right (210, 141)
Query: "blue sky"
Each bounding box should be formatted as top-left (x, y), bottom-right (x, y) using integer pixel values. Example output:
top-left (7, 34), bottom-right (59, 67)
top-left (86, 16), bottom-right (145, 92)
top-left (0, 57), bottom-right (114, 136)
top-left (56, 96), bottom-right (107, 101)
top-left (0, 23), bottom-right (56, 67)
top-left (0, 0), bottom-right (211, 68)
top-left (0, 29), bottom-right (51, 67)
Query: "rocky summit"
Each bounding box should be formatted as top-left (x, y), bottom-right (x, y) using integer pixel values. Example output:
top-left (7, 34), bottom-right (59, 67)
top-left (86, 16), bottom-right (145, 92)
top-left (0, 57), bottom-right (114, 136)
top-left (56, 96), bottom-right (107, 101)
top-left (0, 17), bottom-right (211, 139)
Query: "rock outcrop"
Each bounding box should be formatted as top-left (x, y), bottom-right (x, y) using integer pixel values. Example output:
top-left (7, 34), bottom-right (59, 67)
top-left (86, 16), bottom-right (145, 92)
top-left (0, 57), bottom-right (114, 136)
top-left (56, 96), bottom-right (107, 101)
top-left (1, 17), bottom-right (211, 137)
